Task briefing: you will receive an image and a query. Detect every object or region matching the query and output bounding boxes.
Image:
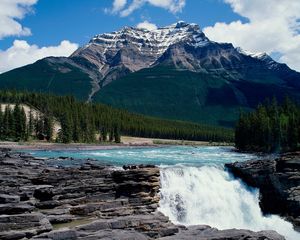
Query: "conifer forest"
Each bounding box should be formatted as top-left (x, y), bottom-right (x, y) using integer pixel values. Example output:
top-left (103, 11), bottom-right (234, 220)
top-left (235, 98), bottom-right (300, 152)
top-left (0, 91), bottom-right (233, 143)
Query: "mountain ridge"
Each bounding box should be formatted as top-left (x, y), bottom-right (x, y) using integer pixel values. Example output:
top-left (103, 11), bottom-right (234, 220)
top-left (0, 21), bottom-right (300, 126)
top-left (70, 21), bottom-right (300, 100)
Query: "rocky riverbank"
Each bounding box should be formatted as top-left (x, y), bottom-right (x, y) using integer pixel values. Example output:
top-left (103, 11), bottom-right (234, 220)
top-left (226, 152), bottom-right (300, 231)
top-left (0, 148), bottom-right (284, 240)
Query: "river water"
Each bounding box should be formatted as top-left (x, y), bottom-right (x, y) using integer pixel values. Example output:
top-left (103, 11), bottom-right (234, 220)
top-left (27, 146), bottom-right (300, 240)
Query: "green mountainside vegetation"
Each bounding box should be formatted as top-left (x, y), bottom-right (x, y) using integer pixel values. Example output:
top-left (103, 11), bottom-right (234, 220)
top-left (2, 61), bottom-right (300, 128)
top-left (0, 91), bottom-right (233, 143)
top-left (235, 98), bottom-right (300, 152)
top-left (0, 59), bottom-right (93, 101)
top-left (93, 66), bottom-right (300, 127)
top-left (94, 67), bottom-right (243, 127)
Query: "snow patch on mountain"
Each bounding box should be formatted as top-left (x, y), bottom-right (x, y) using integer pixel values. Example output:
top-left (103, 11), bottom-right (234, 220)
top-left (70, 21), bottom-right (289, 99)
top-left (89, 21), bottom-right (209, 55)
top-left (236, 47), bottom-right (279, 69)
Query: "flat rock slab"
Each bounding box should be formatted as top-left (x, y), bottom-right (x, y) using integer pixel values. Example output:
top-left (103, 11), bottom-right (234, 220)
top-left (0, 194), bottom-right (20, 204)
top-left (0, 213), bottom-right (52, 239)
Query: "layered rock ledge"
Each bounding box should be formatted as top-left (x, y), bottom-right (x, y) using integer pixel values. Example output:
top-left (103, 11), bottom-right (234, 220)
top-left (226, 152), bottom-right (300, 230)
top-left (0, 148), bottom-right (284, 240)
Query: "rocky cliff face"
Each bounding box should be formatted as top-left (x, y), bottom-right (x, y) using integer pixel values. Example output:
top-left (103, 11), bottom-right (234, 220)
top-left (226, 152), bottom-right (300, 230)
top-left (0, 149), bottom-right (285, 240)
top-left (70, 21), bottom-right (300, 93)
top-left (71, 22), bottom-right (210, 86)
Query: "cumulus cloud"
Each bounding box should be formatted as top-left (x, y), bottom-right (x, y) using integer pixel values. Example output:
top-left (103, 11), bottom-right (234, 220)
top-left (0, 0), bottom-right (38, 39)
top-left (107, 0), bottom-right (185, 17)
top-left (203, 0), bottom-right (300, 71)
top-left (0, 40), bottom-right (79, 73)
top-left (136, 20), bottom-right (157, 30)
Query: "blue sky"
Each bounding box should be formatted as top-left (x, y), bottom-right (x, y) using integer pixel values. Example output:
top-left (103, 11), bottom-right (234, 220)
top-left (0, 0), bottom-right (300, 73)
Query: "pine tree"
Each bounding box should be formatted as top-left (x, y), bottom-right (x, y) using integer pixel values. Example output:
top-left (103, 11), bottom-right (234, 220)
top-left (0, 104), bottom-right (3, 139)
top-left (109, 128), bottom-right (114, 142)
top-left (20, 107), bottom-right (27, 140)
top-left (72, 113), bottom-right (80, 142)
top-left (27, 108), bottom-right (34, 139)
top-left (101, 127), bottom-right (108, 142)
top-left (35, 115), bottom-right (44, 140)
top-left (8, 106), bottom-right (16, 139)
top-left (60, 113), bottom-right (72, 143)
top-left (272, 107), bottom-right (282, 152)
top-left (287, 113), bottom-right (298, 151)
top-left (2, 106), bottom-right (10, 139)
top-left (13, 104), bottom-right (22, 140)
top-left (44, 116), bottom-right (54, 141)
top-left (114, 125), bottom-right (121, 143)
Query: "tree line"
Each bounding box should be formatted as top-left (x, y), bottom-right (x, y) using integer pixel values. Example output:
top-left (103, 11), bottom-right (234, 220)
top-left (235, 98), bottom-right (300, 152)
top-left (0, 103), bottom-right (55, 142)
top-left (0, 90), bottom-right (234, 143)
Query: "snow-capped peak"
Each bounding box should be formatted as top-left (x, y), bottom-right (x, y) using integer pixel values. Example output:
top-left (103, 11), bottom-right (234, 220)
top-left (70, 22), bottom-right (213, 86)
top-left (237, 47), bottom-right (268, 60)
top-left (71, 22), bottom-right (218, 84)
top-left (89, 21), bottom-right (209, 53)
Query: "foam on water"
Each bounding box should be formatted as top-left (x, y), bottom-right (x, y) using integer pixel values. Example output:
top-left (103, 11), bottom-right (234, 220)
top-left (159, 166), bottom-right (300, 240)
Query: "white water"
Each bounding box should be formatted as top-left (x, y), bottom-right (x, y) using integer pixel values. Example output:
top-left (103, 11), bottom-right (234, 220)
top-left (159, 166), bottom-right (300, 240)
top-left (27, 146), bottom-right (300, 240)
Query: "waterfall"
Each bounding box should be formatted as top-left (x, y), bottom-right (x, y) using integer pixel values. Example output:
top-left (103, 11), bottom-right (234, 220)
top-left (159, 166), bottom-right (300, 240)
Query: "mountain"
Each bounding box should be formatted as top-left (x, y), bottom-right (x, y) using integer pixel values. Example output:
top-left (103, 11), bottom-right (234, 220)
top-left (0, 21), bottom-right (300, 127)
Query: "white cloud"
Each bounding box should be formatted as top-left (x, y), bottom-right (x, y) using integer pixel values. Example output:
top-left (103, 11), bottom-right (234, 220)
top-left (112, 0), bottom-right (127, 13)
top-left (0, 0), bottom-right (38, 39)
top-left (0, 40), bottom-right (79, 73)
top-left (203, 0), bottom-right (300, 71)
top-left (136, 20), bottom-right (157, 30)
top-left (108, 0), bottom-right (185, 17)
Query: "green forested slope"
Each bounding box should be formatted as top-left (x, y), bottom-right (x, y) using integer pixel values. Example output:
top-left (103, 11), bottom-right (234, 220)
top-left (1, 60), bottom-right (300, 128)
top-left (95, 66), bottom-right (300, 127)
top-left (0, 59), bottom-right (93, 101)
top-left (94, 67), bottom-right (241, 127)
top-left (0, 91), bottom-right (234, 143)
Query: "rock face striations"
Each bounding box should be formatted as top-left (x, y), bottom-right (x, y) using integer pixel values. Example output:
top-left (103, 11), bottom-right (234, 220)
top-left (0, 148), bottom-right (285, 240)
top-left (71, 21), bottom-right (211, 87)
top-left (226, 152), bottom-right (300, 230)
top-left (70, 21), bottom-right (299, 89)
